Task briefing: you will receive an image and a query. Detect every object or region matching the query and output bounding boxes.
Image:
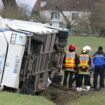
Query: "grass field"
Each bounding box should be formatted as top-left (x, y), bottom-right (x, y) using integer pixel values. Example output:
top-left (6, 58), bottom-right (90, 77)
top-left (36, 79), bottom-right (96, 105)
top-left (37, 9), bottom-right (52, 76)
top-left (66, 36), bottom-right (105, 55)
top-left (65, 36), bottom-right (105, 105)
top-left (0, 92), bottom-right (55, 105)
top-left (0, 36), bottom-right (105, 105)
top-left (66, 91), bottom-right (105, 105)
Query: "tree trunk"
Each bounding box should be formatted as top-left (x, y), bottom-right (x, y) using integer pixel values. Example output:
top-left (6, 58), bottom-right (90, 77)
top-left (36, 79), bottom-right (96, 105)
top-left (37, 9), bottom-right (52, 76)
top-left (2, 0), bottom-right (17, 8)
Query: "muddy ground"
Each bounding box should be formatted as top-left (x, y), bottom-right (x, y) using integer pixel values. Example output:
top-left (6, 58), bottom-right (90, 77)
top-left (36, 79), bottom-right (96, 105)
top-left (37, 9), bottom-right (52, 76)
top-left (40, 84), bottom-right (94, 105)
top-left (3, 83), bottom-right (97, 105)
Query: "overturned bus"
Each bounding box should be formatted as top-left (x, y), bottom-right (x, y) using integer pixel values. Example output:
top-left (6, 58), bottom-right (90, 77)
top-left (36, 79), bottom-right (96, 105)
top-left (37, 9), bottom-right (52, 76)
top-left (0, 19), bottom-right (68, 93)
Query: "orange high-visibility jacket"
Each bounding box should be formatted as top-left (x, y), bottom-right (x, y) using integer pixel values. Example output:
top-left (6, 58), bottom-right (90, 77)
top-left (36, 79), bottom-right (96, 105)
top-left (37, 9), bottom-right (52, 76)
top-left (79, 54), bottom-right (89, 67)
top-left (64, 52), bottom-right (76, 68)
top-left (78, 54), bottom-right (90, 75)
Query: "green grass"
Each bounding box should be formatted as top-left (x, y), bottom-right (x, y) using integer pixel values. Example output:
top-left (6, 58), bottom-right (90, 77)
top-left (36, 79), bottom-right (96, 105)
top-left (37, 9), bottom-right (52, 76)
top-left (66, 36), bottom-right (105, 55)
top-left (0, 92), bottom-right (55, 105)
top-left (65, 36), bottom-right (105, 105)
top-left (66, 91), bottom-right (105, 105)
top-left (0, 36), bottom-right (105, 105)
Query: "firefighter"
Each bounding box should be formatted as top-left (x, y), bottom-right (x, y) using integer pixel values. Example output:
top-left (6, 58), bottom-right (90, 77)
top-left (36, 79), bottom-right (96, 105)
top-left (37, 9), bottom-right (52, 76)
top-left (83, 46), bottom-right (93, 86)
top-left (93, 46), bottom-right (105, 90)
top-left (63, 44), bottom-right (79, 90)
top-left (76, 47), bottom-right (91, 92)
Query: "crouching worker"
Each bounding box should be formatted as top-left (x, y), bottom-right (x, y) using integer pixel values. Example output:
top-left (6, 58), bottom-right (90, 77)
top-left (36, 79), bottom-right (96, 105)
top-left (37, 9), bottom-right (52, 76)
top-left (63, 44), bottom-right (79, 90)
top-left (77, 48), bottom-right (91, 92)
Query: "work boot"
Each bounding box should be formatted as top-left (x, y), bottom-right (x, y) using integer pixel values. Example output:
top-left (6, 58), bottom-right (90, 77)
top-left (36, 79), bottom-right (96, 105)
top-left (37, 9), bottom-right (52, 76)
top-left (86, 86), bottom-right (90, 91)
top-left (76, 87), bottom-right (82, 92)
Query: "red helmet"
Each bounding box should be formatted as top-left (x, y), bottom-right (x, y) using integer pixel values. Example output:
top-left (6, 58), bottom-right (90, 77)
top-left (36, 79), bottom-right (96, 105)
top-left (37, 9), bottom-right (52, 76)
top-left (69, 44), bottom-right (76, 51)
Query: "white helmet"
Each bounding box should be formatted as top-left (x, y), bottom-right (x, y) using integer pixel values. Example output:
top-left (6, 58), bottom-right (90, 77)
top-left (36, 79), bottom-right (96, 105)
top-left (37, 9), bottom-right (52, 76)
top-left (82, 46), bottom-right (92, 52)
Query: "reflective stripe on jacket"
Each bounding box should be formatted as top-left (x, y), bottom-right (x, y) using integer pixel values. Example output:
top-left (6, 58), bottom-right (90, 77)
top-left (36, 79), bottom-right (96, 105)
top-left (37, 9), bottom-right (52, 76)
top-left (64, 52), bottom-right (75, 68)
top-left (78, 54), bottom-right (90, 75)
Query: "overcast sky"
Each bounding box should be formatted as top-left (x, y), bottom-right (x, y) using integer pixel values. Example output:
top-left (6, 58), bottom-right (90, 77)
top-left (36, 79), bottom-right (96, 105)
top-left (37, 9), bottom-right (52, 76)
top-left (16, 0), bottom-right (37, 13)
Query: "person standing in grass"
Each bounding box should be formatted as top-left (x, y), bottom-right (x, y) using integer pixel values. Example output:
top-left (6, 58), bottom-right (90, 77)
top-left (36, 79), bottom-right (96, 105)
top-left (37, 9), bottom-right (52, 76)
top-left (93, 46), bottom-right (105, 90)
top-left (63, 44), bottom-right (79, 90)
top-left (77, 48), bottom-right (91, 92)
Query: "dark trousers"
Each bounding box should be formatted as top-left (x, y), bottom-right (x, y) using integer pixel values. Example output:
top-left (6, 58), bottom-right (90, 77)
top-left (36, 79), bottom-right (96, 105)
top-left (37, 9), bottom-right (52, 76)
top-left (76, 74), bottom-right (90, 87)
top-left (72, 73), bottom-right (79, 87)
top-left (63, 71), bottom-right (74, 88)
top-left (93, 65), bottom-right (105, 89)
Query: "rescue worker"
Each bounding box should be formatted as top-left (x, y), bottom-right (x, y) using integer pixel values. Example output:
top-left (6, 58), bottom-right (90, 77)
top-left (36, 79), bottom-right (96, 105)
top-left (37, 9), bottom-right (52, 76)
top-left (83, 46), bottom-right (93, 87)
top-left (77, 47), bottom-right (91, 92)
top-left (93, 46), bottom-right (105, 90)
top-left (63, 44), bottom-right (79, 90)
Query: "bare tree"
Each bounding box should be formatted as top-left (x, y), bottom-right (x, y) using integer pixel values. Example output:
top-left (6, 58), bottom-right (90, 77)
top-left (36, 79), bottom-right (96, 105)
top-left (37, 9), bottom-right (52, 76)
top-left (74, 12), bottom-right (91, 36)
top-left (31, 11), bottom-right (48, 23)
top-left (55, 5), bottom-right (91, 36)
top-left (2, 0), bottom-right (17, 8)
top-left (90, 1), bottom-right (105, 36)
top-left (0, 0), bottom-right (30, 20)
top-left (55, 5), bottom-right (71, 30)
top-left (0, 5), bottom-right (29, 20)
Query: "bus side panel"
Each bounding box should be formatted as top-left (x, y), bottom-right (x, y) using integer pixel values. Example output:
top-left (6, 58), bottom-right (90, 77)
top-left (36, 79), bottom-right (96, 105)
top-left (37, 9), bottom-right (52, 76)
top-left (1, 44), bottom-right (25, 89)
top-left (0, 32), bottom-right (8, 84)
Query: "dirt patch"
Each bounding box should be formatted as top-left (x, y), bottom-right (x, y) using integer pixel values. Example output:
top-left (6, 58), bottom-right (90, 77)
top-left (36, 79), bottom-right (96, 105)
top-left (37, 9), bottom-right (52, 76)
top-left (40, 84), bottom-right (90, 105)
